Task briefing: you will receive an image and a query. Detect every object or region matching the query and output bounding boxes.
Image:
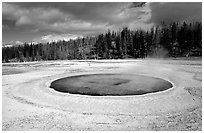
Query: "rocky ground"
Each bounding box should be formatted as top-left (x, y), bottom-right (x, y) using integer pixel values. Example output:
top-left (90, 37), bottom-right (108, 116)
top-left (2, 58), bottom-right (202, 131)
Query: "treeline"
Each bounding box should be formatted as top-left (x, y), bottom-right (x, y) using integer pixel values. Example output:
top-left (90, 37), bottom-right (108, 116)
top-left (2, 21), bottom-right (202, 62)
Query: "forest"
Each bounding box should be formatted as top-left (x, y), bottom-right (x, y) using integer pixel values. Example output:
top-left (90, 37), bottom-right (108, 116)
top-left (2, 21), bottom-right (202, 62)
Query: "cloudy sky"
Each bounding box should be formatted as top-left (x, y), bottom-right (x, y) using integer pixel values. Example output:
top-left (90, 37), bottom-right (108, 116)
top-left (2, 2), bottom-right (202, 44)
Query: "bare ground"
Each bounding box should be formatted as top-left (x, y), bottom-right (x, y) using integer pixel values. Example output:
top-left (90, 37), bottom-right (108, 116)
top-left (2, 59), bottom-right (202, 131)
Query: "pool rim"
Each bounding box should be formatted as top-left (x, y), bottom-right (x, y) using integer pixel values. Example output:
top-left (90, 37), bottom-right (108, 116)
top-left (48, 73), bottom-right (176, 98)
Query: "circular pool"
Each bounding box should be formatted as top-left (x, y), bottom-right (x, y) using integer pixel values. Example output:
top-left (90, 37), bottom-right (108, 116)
top-left (50, 74), bottom-right (173, 96)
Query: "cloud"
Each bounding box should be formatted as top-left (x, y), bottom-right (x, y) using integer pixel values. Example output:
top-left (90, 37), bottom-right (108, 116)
top-left (149, 2), bottom-right (202, 24)
top-left (15, 40), bottom-right (24, 45)
top-left (2, 2), bottom-right (152, 43)
top-left (28, 41), bottom-right (38, 45)
top-left (11, 2), bottom-right (129, 24)
top-left (30, 29), bottom-right (39, 33)
top-left (38, 33), bottom-right (83, 43)
top-left (3, 40), bottom-right (24, 47)
top-left (3, 3), bottom-right (150, 34)
top-left (2, 24), bottom-right (9, 29)
top-left (16, 15), bottom-right (32, 26)
top-left (3, 3), bottom-right (70, 26)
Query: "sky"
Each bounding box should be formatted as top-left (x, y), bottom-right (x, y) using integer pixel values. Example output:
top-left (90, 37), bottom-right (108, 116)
top-left (2, 2), bottom-right (202, 45)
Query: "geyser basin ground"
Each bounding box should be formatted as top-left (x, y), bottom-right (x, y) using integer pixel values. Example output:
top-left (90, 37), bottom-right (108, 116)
top-left (2, 59), bottom-right (202, 131)
top-left (50, 74), bottom-right (173, 96)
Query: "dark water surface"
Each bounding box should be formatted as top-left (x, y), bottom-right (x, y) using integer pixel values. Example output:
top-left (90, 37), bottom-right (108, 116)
top-left (50, 74), bottom-right (173, 96)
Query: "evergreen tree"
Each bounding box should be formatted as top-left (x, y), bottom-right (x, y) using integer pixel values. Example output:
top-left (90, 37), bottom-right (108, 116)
top-left (2, 21), bottom-right (202, 62)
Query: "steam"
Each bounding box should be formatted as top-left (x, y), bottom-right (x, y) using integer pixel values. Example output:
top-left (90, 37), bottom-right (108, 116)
top-left (147, 45), bottom-right (169, 58)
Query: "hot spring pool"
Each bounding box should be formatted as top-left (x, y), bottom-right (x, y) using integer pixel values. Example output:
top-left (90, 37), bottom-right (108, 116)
top-left (50, 74), bottom-right (173, 96)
